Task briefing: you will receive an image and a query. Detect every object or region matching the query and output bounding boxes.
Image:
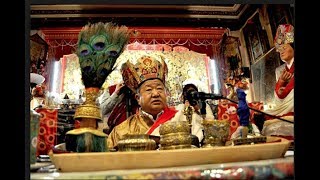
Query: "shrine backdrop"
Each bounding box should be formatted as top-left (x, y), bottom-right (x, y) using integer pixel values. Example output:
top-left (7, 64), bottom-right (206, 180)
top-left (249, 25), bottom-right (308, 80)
top-left (39, 26), bottom-right (228, 101)
top-left (57, 47), bottom-right (211, 106)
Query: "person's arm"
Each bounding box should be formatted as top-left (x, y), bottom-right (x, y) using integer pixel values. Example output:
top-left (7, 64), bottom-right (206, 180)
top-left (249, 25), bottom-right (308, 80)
top-left (275, 70), bottom-right (294, 99)
top-left (100, 83), bottom-right (125, 116)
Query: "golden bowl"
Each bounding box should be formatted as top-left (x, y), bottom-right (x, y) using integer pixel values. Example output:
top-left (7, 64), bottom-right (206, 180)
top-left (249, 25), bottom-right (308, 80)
top-left (160, 132), bottom-right (192, 147)
top-left (159, 121), bottom-right (190, 135)
top-left (117, 134), bottom-right (157, 151)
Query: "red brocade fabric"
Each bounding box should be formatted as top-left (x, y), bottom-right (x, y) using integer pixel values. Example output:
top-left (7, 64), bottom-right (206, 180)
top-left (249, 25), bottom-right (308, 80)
top-left (35, 108), bottom-right (58, 156)
top-left (217, 101), bottom-right (264, 139)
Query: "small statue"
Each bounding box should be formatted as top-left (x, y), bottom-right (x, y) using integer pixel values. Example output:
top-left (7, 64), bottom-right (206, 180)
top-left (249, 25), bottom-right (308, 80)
top-left (235, 80), bottom-right (250, 138)
top-left (183, 101), bottom-right (194, 127)
top-left (183, 100), bottom-right (201, 147)
top-left (226, 84), bottom-right (236, 100)
top-left (225, 76), bottom-right (238, 102)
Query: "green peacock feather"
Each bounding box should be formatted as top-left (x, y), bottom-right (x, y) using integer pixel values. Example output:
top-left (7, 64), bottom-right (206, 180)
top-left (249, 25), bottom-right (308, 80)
top-left (76, 22), bottom-right (131, 88)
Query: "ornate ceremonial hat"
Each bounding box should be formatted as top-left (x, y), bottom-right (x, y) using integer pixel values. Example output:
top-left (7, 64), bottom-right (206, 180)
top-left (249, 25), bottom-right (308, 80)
top-left (121, 55), bottom-right (168, 92)
top-left (274, 24), bottom-right (294, 51)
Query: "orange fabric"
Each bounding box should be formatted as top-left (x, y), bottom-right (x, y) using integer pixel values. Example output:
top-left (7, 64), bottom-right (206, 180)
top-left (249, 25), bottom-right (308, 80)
top-left (217, 100), bottom-right (264, 139)
top-left (35, 108), bottom-right (58, 156)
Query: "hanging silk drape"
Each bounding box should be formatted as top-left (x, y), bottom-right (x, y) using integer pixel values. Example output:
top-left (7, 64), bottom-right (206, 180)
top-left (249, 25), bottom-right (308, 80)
top-left (40, 27), bottom-right (228, 97)
top-left (41, 27), bottom-right (227, 61)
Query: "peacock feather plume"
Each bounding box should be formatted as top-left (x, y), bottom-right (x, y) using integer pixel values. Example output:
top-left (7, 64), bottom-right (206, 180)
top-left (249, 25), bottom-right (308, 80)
top-left (76, 22), bottom-right (131, 88)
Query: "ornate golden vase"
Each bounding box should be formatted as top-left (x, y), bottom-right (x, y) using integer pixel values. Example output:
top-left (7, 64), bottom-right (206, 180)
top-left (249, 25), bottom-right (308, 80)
top-left (66, 87), bottom-right (107, 152)
top-left (117, 134), bottom-right (157, 151)
top-left (64, 22), bottom-right (130, 153)
top-left (202, 119), bottom-right (230, 148)
top-left (74, 87), bottom-right (102, 122)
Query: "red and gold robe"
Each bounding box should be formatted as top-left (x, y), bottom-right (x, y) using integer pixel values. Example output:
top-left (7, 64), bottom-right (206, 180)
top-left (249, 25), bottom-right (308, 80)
top-left (107, 107), bottom-right (178, 149)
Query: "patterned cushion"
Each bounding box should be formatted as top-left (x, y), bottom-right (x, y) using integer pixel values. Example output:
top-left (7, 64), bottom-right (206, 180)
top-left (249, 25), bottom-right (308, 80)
top-left (36, 108), bottom-right (58, 156)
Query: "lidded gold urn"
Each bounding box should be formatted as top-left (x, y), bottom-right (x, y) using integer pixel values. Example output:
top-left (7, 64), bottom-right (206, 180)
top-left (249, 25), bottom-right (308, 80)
top-left (159, 121), bottom-right (192, 150)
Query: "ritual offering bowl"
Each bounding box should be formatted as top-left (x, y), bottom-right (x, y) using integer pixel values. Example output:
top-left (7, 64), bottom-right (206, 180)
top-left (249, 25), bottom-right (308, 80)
top-left (159, 121), bottom-right (192, 150)
top-left (117, 134), bottom-right (157, 151)
top-left (160, 132), bottom-right (192, 147)
top-left (159, 120), bottom-right (190, 135)
top-left (202, 119), bottom-right (230, 147)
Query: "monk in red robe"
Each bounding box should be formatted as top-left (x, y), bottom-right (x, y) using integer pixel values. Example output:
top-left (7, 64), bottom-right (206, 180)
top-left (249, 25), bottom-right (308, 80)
top-left (107, 56), bottom-right (202, 149)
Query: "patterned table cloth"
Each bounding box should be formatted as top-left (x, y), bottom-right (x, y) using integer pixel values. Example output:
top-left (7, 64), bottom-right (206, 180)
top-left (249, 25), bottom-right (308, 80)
top-left (31, 156), bottom-right (294, 179)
